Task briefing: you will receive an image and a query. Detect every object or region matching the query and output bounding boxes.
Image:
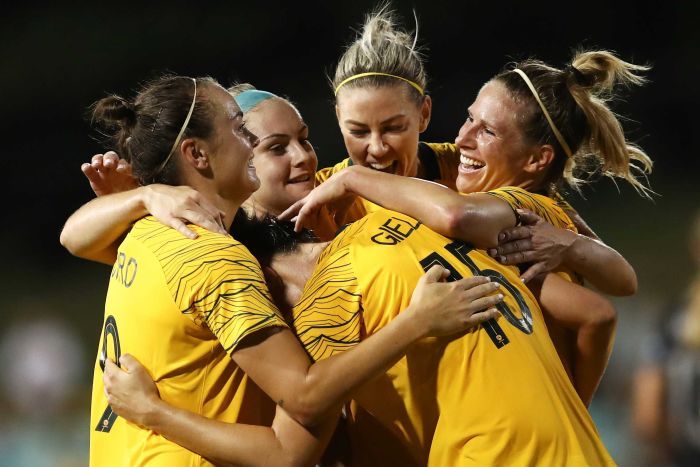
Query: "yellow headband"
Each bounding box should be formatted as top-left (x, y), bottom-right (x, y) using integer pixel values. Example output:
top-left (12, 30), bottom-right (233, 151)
top-left (513, 68), bottom-right (573, 159)
top-left (156, 78), bottom-right (198, 174)
top-left (334, 72), bottom-right (424, 96)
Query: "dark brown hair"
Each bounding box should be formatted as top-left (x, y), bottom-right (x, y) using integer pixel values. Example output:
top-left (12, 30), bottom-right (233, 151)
top-left (90, 75), bottom-right (219, 185)
top-left (493, 50), bottom-right (653, 197)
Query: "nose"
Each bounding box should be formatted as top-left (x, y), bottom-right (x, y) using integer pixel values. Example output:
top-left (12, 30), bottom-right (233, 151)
top-left (290, 140), bottom-right (316, 168)
top-left (367, 131), bottom-right (388, 158)
top-left (245, 127), bottom-right (259, 148)
top-left (455, 119), bottom-right (476, 148)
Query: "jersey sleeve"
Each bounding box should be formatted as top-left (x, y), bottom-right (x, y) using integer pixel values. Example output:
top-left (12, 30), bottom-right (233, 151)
top-left (157, 227), bottom-right (288, 354)
top-left (292, 228), bottom-right (365, 361)
top-left (485, 186), bottom-right (576, 231)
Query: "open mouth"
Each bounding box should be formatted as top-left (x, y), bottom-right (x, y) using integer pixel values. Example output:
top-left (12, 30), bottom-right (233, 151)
top-left (368, 160), bottom-right (397, 174)
top-left (459, 155), bottom-right (485, 173)
top-left (287, 174), bottom-right (312, 184)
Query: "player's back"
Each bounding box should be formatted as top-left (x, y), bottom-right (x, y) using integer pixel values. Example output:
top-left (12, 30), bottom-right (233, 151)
top-left (294, 208), bottom-right (614, 466)
top-left (90, 217), bottom-right (281, 466)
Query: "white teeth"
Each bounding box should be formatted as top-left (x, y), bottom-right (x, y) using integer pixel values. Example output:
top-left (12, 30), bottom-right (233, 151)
top-left (369, 160), bottom-right (394, 170)
top-left (460, 155), bottom-right (485, 168)
top-left (288, 175), bottom-right (310, 183)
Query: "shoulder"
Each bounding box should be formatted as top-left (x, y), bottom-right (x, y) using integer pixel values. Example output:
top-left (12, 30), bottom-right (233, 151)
top-left (315, 158), bottom-right (352, 184)
top-left (132, 217), bottom-right (263, 278)
top-left (485, 187), bottom-right (575, 231)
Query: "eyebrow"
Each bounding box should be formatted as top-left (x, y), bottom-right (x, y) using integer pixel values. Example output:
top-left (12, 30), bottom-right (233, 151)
top-left (259, 124), bottom-right (308, 143)
top-left (468, 108), bottom-right (499, 131)
top-left (345, 114), bottom-right (406, 126)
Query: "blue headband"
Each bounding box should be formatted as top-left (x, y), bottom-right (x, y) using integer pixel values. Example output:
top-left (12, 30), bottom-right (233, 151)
top-left (234, 90), bottom-right (279, 113)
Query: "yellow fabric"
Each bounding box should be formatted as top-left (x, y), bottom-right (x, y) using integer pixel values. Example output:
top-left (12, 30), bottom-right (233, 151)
top-left (292, 208), bottom-right (613, 467)
top-left (314, 142), bottom-right (461, 227)
top-left (90, 217), bottom-right (285, 467)
top-left (485, 186), bottom-right (576, 232)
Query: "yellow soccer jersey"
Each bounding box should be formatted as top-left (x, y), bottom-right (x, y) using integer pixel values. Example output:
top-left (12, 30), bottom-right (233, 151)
top-left (90, 217), bottom-right (286, 467)
top-left (486, 185), bottom-right (577, 232)
top-left (292, 209), bottom-right (613, 467)
top-left (314, 142), bottom-right (460, 225)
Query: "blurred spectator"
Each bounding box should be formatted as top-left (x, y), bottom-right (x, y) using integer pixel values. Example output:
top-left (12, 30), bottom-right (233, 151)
top-left (0, 309), bottom-right (89, 466)
top-left (632, 212), bottom-right (700, 466)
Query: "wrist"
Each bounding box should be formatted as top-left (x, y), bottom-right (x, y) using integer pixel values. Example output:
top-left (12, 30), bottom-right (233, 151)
top-left (141, 396), bottom-right (167, 430)
top-left (135, 185), bottom-right (154, 218)
top-left (563, 232), bottom-right (588, 266)
top-left (398, 304), bottom-right (429, 341)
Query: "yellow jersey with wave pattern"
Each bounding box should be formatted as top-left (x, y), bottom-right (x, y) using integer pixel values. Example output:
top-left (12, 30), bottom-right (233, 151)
top-left (90, 216), bottom-right (285, 467)
top-left (314, 142), bottom-right (460, 226)
top-left (292, 208), bottom-right (613, 467)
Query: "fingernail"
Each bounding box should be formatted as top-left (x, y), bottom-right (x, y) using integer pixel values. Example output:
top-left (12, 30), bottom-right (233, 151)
top-left (497, 294), bottom-right (504, 300)
top-left (499, 233), bottom-right (505, 241)
top-left (493, 282), bottom-right (500, 288)
top-left (499, 256), bottom-right (506, 263)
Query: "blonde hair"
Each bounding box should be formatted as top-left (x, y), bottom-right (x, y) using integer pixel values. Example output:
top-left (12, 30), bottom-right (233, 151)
top-left (495, 50), bottom-right (653, 197)
top-left (332, 3), bottom-right (427, 103)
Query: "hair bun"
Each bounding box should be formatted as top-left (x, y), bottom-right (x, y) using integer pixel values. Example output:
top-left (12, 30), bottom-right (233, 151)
top-left (91, 95), bottom-right (137, 129)
top-left (564, 64), bottom-right (595, 87)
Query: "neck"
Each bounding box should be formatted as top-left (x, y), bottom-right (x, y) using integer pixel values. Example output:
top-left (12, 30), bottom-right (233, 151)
top-left (242, 197), bottom-right (279, 220)
top-left (184, 177), bottom-right (244, 230)
top-left (269, 241), bottom-right (329, 309)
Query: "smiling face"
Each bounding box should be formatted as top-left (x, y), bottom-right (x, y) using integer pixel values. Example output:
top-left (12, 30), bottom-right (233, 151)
top-left (455, 80), bottom-right (539, 194)
top-left (205, 85), bottom-right (261, 204)
top-left (335, 85), bottom-right (430, 177)
top-left (244, 98), bottom-right (318, 216)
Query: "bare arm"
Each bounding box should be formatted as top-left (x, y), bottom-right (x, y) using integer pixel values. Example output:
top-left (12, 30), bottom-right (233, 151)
top-left (281, 166), bottom-right (516, 248)
top-left (233, 269), bottom-right (501, 427)
top-left (492, 210), bottom-right (637, 295)
top-left (60, 185), bottom-right (227, 265)
top-left (103, 268), bottom-right (502, 465)
top-left (104, 356), bottom-right (336, 467)
top-left (536, 273), bottom-right (618, 406)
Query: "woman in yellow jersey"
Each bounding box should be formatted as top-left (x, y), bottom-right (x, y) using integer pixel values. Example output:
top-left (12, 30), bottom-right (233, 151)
top-left (282, 48), bottom-right (652, 408)
top-left (63, 74), bottom-right (502, 466)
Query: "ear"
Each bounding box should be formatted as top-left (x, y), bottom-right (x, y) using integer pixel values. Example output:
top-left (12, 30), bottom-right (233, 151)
top-left (523, 144), bottom-right (555, 175)
top-left (418, 95), bottom-right (432, 133)
top-left (179, 138), bottom-right (210, 170)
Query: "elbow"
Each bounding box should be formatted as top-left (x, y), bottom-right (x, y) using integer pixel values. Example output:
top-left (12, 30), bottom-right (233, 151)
top-left (586, 295), bottom-right (618, 330)
top-left (620, 269), bottom-right (638, 297)
top-left (444, 205), bottom-right (499, 248)
top-left (59, 224), bottom-right (81, 256)
top-left (282, 391), bottom-right (326, 428)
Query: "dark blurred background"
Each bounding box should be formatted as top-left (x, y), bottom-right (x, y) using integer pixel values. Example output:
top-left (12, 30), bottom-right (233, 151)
top-left (1, 1), bottom-right (698, 465)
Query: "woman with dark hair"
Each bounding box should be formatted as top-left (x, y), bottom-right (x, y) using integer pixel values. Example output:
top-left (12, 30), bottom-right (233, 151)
top-left (66, 74), bottom-right (500, 466)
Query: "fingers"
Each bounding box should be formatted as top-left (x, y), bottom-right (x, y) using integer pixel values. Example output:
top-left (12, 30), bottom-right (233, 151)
top-left (454, 275), bottom-right (491, 290)
top-left (466, 308), bottom-right (501, 327)
top-left (118, 353), bottom-right (138, 371)
top-left (81, 162), bottom-right (100, 181)
top-left (520, 261), bottom-right (548, 283)
top-left (516, 209), bottom-right (541, 226)
top-left (167, 217), bottom-right (198, 239)
top-left (421, 265), bottom-right (451, 284)
top-left (463, 281), bottom-right (500, 300)
top-left (181, 208), bottom-right (227, 235)
top-left (497, 226), bottom-right (532, 244)
top-left (91, 153), bottom-right (105, 169)
top-left (102, 151), bottom-right (119, 170)
top-left (279, 200), bottom-right (303, 221)
top-left (467, 293), bottom-right (504, 312)
top-left (498, 250), bottom-right (538, 265)
top-left (490, 238), bottom-right (534, 257)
